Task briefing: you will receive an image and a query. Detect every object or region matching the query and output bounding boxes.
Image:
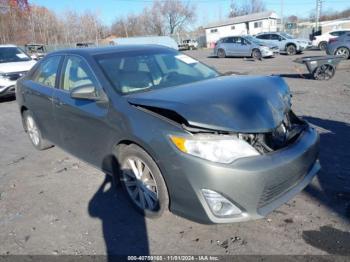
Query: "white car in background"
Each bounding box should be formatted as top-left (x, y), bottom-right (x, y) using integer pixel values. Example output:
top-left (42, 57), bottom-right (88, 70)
top-left (0, 45), bottom-right (36, 98)
top-left (312, 29), bottom-right (350, 50)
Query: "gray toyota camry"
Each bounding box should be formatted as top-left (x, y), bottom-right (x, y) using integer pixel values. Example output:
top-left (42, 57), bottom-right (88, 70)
top-left (16, 45), bottom-right (320, 224)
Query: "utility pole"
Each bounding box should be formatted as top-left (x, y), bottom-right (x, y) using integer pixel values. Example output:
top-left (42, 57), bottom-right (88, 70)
top-left (315, 0), bottom-right (323, 31)
top-left (280, 0), bottom-right (284, 32)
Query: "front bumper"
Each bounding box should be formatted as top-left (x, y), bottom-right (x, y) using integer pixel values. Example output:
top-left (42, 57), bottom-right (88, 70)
top-left (162, 126), bottom-right (320, 224)
top-left (261, 49), bottom-right (274, 57)
top-left (0, 84), bottom-right (16, 97)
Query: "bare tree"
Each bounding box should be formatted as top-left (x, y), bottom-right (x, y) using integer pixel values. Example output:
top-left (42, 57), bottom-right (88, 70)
top-left (160, 0), bottom-right (195, 34)
top-left (229, 0), bottom-right (266, 17)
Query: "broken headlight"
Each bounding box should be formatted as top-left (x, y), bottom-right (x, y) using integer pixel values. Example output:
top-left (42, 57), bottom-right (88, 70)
top-left (170, 135), bottom-right (260, 164)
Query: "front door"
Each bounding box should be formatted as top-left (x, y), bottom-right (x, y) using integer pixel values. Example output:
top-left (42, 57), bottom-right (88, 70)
top-left (53, 55), bottom-right (111, 167)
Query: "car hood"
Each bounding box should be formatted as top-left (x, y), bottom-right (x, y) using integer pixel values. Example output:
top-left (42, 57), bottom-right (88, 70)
top-left (0, 60), bottom-right (36, 74)
top-left (127, 76), bottom-right (292, 133)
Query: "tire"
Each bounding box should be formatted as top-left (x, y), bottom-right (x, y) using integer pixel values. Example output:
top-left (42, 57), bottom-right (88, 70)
top-left (335, 47), bottom-right (350, 59)
top-left (23, 110), bottom-right (53, 150)
top-left (252, 49), bottom-right (262, 60)
top-left (118, 144), bottom-right (169, 218)
top-left (217, 48), bottom-right (226, 58)
top-left (313, 64), bottom-right (335, 80)
top-left (318, 41), bottom-right (327, 51)
top-left (286, 44), bottom-right (297, 55)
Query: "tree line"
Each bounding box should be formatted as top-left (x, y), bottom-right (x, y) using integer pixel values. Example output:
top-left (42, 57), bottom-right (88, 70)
top-left (0, 0), bottom-right (196, 45)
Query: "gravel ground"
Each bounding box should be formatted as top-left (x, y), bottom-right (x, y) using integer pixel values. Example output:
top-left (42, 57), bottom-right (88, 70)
top-left (0, 49), bottom-right (349, 256)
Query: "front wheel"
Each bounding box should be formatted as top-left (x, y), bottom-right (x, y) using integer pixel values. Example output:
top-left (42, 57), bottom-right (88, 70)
top-left (118, 144), bottom-right (169, 218)
top-left (23, 110), bottom-right (53, 150)
top-left (252, 49), bottom-right (262, 60)
top-left (286, 45), bottom-right (297, 55)
top-left (335, 47), bottom-right (350, 59)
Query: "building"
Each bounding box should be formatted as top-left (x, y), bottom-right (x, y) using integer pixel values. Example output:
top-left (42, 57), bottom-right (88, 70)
top-left (204, 11), bottom-right (279, 47)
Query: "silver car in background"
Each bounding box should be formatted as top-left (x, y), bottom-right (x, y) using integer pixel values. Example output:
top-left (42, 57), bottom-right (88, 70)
top-left (256, 32), bottom-right (311, 55)
top-left (214, 36), bottom-right (278, 59)
top-left (326, 32), bottom-right (350, 59)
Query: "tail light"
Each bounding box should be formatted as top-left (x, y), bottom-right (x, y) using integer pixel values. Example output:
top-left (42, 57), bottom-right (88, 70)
top-left (329, 38), bottom-right (337, 44)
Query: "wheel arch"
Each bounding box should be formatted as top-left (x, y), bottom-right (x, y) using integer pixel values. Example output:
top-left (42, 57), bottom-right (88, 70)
top-left (107, 139), bottom-right (170, 192)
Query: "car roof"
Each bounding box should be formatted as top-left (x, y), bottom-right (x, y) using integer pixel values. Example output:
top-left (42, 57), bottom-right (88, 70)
top-left (0, 44), bottom-right (18, 48)
top-left (48, 44), bottom-right (176, 58)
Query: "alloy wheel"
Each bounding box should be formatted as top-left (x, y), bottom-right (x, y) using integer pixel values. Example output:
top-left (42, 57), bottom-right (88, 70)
top-left (122, 157), bottom-right (158, 211)
top-left (313, 64), bottom-right (335, 80)
top-left (26, 115), bottom-right (40, 146)
top-left (335, 47), bottom-right (350, 58)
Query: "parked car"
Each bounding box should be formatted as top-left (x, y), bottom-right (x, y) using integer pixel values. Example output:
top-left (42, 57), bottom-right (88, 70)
top-left (178, 39), bottom-right (199, 50)
top-left (312, 29), bottom-right (350, 50)
top-left (0, 45), bottom-right (36, 98)
top-left (326, 32), bottom-right (350, 59)
top-left (25, 44), bottom-right (47, 60)
top-left (16, 45), bottom-right (320, 224)
top-left (214, 36), bottom-right (278, 59)
top-left (76, 42), bottom-right (96, 48)
top-left (255, 32), bottom-right (311, 55)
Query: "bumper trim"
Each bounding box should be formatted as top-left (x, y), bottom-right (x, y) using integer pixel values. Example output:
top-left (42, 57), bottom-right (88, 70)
top-left (258, 159), bottom-right (320, 216)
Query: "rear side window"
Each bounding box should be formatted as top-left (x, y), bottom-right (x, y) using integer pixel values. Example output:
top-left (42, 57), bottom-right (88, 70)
top-left (61, 56), bottom-right (99, 91)
top-left (256, 34), bottom-right (270, 40)
top-left (270, 34), bottom-right (280, 40)
top-left (32, 56), bottom-right (61, 88)
top-left (330, 31), bottom-right (341, 36)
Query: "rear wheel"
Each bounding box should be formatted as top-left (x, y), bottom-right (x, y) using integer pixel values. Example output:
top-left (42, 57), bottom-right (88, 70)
top-left (335, 47), bottom-right (350, 59)
top-left (286, 44), bottom-right (297, 55)
top-left (313, 64), bottom-right (335, 80)
top-left (318, 41), bottom-right (327, 51)
top-left (118, 144), bottom-right (169, 218)
top-left (23, 110), bottom-right (53, 150)
top-left (252, 49), bottom-right (262, 60)
top-left (217, 48), bottom-right (226, 58)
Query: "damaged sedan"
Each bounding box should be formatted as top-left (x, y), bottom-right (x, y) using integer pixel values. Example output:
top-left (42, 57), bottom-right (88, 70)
top-left (16, 45), bottom-right (320, 223)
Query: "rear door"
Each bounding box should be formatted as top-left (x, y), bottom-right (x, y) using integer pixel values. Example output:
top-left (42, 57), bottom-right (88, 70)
top-left (53, 55), bottom-right (111, 166)
top-left (23, 55), bottom-right (62, 144)
top-left (234, 37), bottom-right (251, 56)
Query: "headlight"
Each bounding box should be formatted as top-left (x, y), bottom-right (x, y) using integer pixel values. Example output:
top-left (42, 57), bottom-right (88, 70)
top-left (260, 46), bottom-right (269, 51)
top-left (170, 135), bottom-right (260, 164)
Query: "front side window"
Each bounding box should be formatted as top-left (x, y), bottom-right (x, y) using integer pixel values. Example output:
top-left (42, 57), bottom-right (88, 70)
top-left (96, 50), bottom-right (219, 94)
top-left (271, 34), bottom-right (280, 40)
top-left (0, 47), bottom-right (31, 63)
top-left (32, 56), bottom-right (61, 88)
top-left (62, 56), bottom-right (98, 91)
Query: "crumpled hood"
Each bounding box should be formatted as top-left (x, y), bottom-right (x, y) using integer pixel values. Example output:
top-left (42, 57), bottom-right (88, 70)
top-left (0, 60), bottom-right (36, 74)
top-left (127, 76), bottom-right (292, 133)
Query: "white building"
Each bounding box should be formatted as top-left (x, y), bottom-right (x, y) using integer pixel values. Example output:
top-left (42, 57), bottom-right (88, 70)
top-left (204, 11), bottom-right (279, 47)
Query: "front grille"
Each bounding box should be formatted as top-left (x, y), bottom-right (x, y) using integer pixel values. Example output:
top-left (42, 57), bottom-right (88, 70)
top-left (258, 171), bottom-right (305, 208)
top-left (3, 71), bottom-right (27, 81)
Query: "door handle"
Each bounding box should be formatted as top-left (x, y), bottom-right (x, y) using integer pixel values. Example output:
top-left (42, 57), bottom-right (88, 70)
top-left (52, 97), bottom-right (65, 106)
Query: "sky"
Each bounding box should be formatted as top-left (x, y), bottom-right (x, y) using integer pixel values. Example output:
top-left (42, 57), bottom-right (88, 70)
top-left (30, 0), bottom-right (350, 27)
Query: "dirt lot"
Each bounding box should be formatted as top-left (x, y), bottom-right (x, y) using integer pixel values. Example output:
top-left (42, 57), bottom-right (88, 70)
top-left (0, 50), bottom-right (350, 256)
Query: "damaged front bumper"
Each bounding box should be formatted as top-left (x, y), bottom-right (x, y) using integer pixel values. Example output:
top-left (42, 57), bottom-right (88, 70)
top-left (163, 124), bottom-right (320, 224)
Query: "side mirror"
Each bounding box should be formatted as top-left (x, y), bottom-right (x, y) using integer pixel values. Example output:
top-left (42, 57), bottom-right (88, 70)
top-left (70, 85), bottom-right (102, 101)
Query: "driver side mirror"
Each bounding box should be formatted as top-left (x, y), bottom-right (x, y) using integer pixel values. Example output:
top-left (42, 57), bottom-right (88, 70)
top-left (70, 85), bottom-right (105, 101)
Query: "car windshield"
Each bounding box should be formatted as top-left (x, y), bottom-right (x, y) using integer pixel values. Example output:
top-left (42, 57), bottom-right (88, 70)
top-left (0, 47), bottom-right (31, 63)
top-left (244, 36), bottom-right (265, 45)
top-left (279, 32), bottom-right (294, 39)
top-left (95, 49), bottom-right (219, 94)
